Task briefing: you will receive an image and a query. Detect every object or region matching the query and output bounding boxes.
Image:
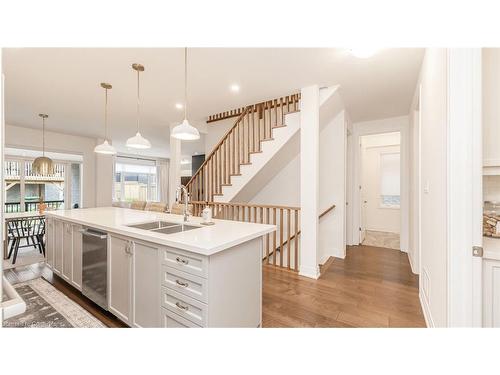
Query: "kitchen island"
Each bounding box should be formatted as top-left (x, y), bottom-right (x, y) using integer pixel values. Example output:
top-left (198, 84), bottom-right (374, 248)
top-left (44, 207), bottom-right (275, 328)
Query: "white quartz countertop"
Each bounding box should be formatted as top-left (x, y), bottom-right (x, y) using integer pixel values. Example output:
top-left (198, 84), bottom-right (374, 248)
top-left (45, 207), bottom-right (276, 256)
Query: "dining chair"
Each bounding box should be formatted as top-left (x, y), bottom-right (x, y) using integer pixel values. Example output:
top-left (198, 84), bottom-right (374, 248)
top-left (130, 200), bottom-right (147, 210)
top-left (145, 202), bottom-right (168, 213)
top-left (170, 203), bottom-right (194, 216)
top-left (7, 217), bottom-right (46, 264)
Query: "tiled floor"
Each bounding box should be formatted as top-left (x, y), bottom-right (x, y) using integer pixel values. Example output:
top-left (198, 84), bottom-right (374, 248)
top-left (362, 230), bottom-right (400, 250)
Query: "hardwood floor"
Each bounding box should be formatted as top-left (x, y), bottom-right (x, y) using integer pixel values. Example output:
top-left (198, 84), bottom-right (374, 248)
top-left (262, 245), bottom-right (425, 327)
top-left (4, 244), bottom-right (425, 328)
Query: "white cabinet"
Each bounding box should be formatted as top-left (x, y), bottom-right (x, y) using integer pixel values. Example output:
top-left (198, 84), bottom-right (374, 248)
top-left (108, 234), bottom-right (133, 325)
top-left (53, 220), bottom-right (64, 275)
top-left (62, 222), bottom-right (73, 282)
top-left (108, 234), bottom-right (160, 327)
top-left (132, 240), bottom-right (160, 328)
top-left (483, 258), bottom-right (500, 327)
top-left (45, 217), bottom-right (54, 268)
top-left (72, 224), bottom-right (83, 290)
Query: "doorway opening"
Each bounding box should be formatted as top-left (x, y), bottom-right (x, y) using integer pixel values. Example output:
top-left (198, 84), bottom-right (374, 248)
top-left (359, 132), bottom-right (401, 250)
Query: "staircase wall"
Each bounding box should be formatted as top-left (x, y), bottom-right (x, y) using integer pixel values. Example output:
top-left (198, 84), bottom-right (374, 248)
top-left (246, 89), bottom-right (349, 262)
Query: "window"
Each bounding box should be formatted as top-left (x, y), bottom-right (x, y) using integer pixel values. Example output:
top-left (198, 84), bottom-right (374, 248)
top-left (380, 152), bottom-right (400, 208)
top-left (114, 157), bottom-right (158, 202)
top-left (4, 156), bottom-right (82, 212)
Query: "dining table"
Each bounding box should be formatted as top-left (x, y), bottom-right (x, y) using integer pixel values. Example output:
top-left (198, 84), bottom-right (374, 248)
top-left (3, 211), bottom-right (45, 259)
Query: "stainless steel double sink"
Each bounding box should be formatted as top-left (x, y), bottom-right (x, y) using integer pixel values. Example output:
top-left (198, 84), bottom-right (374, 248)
top-left (126, 221), bottom-right (199, 234)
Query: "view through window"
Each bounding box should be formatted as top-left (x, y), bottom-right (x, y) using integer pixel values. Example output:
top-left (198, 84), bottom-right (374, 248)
top-left (4, 154), bottom-right (82, 213)
top-left (114, 157), bottom-right (158, 202)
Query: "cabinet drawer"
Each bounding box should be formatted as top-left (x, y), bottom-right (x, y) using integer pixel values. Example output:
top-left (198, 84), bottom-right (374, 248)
top-left (161, 287), bottom-right (207, 327)
top-left (161, 265), bottom-right (208, 303)
top-left (162, 308), bottom-right (201, 328)
top-left (162, 248), bottom-right (208, 278)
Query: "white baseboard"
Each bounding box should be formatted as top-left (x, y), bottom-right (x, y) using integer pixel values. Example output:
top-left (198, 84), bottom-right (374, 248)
top-left (319, 254), bottom-right (330, 265)
top-left (419, 290), bottom-right (434, 328)
top-left (407, 250), bottom-right (419, 275)
top-left (299, 265), bottom-right (320, 279)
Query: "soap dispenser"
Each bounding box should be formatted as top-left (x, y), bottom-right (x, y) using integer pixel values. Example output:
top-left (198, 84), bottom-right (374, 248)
top-left (202, 202), bottom-right (213, 224)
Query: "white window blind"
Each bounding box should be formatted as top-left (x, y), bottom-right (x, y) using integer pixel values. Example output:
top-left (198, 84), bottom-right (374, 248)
top-left (380, 152), bottom-right (400, 196)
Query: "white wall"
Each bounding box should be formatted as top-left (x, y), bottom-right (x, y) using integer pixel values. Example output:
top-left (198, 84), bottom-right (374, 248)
top-left (5, 124), bottom-right (99, 208)
top-left (482, 48), bottom-right (500, 167)
top-left (205, 118), bottom-right (234, 156)
top-left (408, 86), bottom-right (421, 274)
top-left (249, 154), bottom-right (300, 207)
top-left (249, 98), bottom-right (347, 264)
top-left (361, 133), bottom-right (400, 234)
top-left (95, 146), bottom-right (114, 207)
top-left (319, 109), bottom-right (346, 262)
top-left (418, 48), bottom-right (448, 327)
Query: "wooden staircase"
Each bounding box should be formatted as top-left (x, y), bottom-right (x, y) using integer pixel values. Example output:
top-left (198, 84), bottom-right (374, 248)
top-left (186, 93), bottom-right (301, 202)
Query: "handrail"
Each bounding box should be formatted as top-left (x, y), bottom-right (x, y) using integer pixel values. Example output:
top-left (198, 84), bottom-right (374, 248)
top-left (207, 93), bottom-right (301, 123)
top-left (191, 200), bottom-right (300, 271)
top-left (319, 204), bottom-right (336, 219)
top-left (278, 204), bottom-right (336, 254)
top-left (186, 93), bottom-right (301, 202)
top-left (185, 106), bottom-right (252, 188)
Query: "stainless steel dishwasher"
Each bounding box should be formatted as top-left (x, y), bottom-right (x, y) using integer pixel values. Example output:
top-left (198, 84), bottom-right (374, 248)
top-left (81, 227), bottom-right (108, 310)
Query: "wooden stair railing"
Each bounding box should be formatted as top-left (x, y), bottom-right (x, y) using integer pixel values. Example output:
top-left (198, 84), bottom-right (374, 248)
top-left (186, 94), bottom-right (301, 202)
top-left (276, 204), bottom-right (336, 257)
top-left (192, 201), bottom-right (301, 271)
top-left (191, 202), bottom-right (336, 271)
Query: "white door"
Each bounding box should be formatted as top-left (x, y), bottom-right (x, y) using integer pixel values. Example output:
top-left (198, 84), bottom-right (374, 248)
top-left (45, 218), bottom-right (54, 268)
top-left (108, 234), bottom-right (132, 325)
top-left (53, 220), bottom-right (63, 275)
top-left (131, 241), bottom-right (160, 328)
top-left (71, 224), bottom-right (82, 290)
top-left (62, 222), bottom-right (73, 282)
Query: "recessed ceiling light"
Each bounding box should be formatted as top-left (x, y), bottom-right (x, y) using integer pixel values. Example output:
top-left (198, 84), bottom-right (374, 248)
top-left (175, 103), bottom-right (183, 110)
top-left (230, 84), bottom-right (240, 93)
top-left (349, 48), bottom-right (379, 58)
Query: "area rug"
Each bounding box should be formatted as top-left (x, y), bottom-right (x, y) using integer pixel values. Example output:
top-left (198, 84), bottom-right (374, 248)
top-left (3, 278), bottom-right (105, 328)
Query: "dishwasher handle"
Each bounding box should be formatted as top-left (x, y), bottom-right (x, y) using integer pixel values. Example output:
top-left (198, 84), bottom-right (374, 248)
top-left (79, 229), bottom-right (108, 240)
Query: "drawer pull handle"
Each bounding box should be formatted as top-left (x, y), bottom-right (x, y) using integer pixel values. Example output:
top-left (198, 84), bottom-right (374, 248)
top-left (175, 279), bottom-right (189, 288)
top-left (175, 256), bottom-right (189, 265)
top-left (175, 301), bottom-right (189, 311)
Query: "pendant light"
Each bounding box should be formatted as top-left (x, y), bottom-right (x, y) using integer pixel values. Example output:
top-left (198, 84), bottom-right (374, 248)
top-left (126, 63), bottom-right (151, 149)
top-left (94, 83), bottom-right (117, 155)
top-left (32, 114), bottom-right (54, 175)
top-left (171, 48), bottom-right (200, 140)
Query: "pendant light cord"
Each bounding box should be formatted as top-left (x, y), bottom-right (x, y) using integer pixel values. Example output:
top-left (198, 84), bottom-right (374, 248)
top-left (42, 116), bottom-right (45, 157)
top-left (104, 87), bottom-right (108, 140)
top-left (184, 47), bottom-right (188, 121)
top-left (136, 67), bottom-right (140, 133)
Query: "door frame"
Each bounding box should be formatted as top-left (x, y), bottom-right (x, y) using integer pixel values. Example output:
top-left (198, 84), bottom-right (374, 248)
top-left (350, 117), bottom-right (410, 252)
top-left (446, 48), bottom-right (483, 327)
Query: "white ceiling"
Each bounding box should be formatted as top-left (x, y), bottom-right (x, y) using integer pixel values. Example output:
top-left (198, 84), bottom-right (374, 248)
top-left (2, 48), bottom-right (424, 158)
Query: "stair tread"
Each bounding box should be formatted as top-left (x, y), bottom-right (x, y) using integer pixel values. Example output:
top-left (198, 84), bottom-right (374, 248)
top-left (249, 150), bottom-right (263, 154)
